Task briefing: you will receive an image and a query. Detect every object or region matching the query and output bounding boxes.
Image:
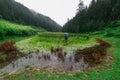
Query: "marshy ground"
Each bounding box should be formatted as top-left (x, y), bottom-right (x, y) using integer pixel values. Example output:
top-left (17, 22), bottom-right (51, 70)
top-left (0, 24), bottom-right (120, 80)
top-left (0, 31), bottom-right (116, 80)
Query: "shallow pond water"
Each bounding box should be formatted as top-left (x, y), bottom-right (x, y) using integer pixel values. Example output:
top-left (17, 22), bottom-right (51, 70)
top-left (0, 52), bottom-right (88, 76)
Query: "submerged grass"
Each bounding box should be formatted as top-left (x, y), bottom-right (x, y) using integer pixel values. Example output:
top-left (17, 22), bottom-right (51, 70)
top-left (15, 32), bottom-right (98, 54)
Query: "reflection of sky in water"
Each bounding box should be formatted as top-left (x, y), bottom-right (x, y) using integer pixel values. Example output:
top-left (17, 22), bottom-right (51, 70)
top-left (0, 52), bottom-right (88, 77)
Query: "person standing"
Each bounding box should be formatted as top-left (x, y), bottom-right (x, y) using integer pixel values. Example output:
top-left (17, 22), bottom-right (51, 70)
top-left (64, 33), bottom-right (68, 45)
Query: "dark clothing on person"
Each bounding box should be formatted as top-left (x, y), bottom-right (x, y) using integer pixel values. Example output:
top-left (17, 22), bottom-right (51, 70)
top-left (64, 33), bottom-right (68, 44)
top-left (65, 36), bottom-right (68, 41)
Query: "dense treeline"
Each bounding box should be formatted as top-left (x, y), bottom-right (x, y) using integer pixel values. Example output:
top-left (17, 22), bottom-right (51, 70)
top-left (62, 0), bottom-right (120, 33)
top-left (0, 0), bottom-right (61, 32)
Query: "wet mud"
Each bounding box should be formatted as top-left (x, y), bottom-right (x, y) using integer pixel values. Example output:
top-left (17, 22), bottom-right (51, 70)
top-left (0, 38), bottom-right (111, 76)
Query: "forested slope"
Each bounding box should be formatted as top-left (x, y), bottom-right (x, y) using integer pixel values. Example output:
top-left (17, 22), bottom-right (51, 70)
top-left (62, 0), bottom-right (120, 33)
top-left (0, 0), bottom-right (62, 32)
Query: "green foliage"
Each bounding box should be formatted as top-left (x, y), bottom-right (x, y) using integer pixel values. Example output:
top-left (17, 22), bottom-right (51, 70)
top-left (108, 20), bottom-right (120, 28)
top-left (104, 32), bottom-right (114, 37)
top-left (0, 29), bottom-right (6, 39)
top-left (0, 15), bottom-right (2, 19)
top-left (104, 23), bottom-right (120, 38)
top-left (0, 20), bottom-right (42, 39)
top-left (63, 0), bottom-right (120, 33)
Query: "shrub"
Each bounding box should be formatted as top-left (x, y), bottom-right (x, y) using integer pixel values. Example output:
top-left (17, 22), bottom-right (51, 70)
top-left (0, 29), bottom-right (6, 39)
top-left (114, 33), bottom-right (120, 38)
top-left (0, 15), bottom-right (2, 19)
top-left (0, 41), bottom-right (16, 53)
top-left (104, 32), bottom-right (114, 37)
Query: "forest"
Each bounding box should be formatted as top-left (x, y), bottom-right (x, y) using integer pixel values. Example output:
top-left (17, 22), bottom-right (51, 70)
top-left (63, 0), bottom-right (120, 33)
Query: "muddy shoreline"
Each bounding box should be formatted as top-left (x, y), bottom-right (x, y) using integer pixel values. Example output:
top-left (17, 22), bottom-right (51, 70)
top-left (0, 38), bottom-right (112, 77)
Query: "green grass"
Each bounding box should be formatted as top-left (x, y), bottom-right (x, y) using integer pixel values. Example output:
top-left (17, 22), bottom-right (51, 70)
top-left (5, 31), bottom-right (120, 80)
top-left (0, 19), bottom-right (45, 39)
top-left (0, 19), bottom-right (46, 68)
top-left (2, 21), bottom-right (120, 80)
top-left (15, 32), bottom-right (98, 54)
top-left (0, 36), bottom-right (29, 44)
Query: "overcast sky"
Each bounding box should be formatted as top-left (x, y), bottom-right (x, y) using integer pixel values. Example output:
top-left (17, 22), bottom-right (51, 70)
top-left (15, 0), bottom-right (91, 26)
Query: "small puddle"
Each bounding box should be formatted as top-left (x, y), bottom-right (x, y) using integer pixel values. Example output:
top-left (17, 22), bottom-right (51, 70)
top-left (0, 52), bottom-right (88, 76)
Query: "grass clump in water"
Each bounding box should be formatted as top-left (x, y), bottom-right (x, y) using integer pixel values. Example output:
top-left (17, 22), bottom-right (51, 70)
top-left (15, 32), bottom-right (98, 54)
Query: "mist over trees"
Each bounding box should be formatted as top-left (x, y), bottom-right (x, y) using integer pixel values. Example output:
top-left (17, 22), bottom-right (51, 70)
top-left (62, 0), bottom-right (120, 33)
top-left (0, 0), bottom-right (62, 32)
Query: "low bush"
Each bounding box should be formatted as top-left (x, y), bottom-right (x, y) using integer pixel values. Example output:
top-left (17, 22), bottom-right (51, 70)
top-left (0, 41), bottom-right (16, 53)
top-left (104, 32), bottom-right (114, 37)
top-left (0, 15), bottom-right (2, 19)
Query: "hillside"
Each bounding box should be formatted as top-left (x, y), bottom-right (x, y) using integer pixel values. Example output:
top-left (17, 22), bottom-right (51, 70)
top-left (0, 19), bottom-right (45, 39)
top-left (0, 0), bottom-right (62, 32)
top-left (62, 0), bottom-right (120, 33)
